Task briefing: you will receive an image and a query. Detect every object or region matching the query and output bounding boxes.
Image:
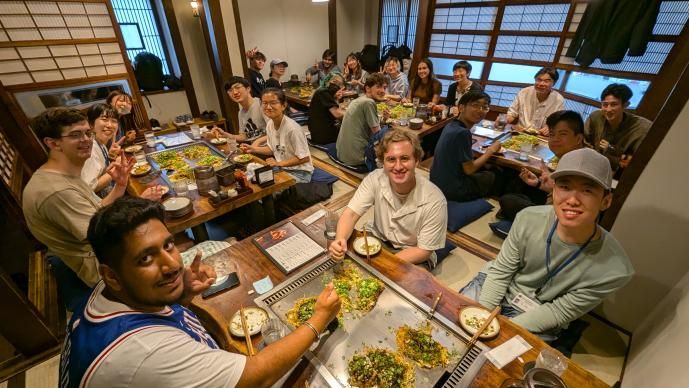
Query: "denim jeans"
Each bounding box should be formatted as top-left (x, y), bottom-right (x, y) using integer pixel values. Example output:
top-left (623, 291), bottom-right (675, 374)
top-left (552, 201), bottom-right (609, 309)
top-left (364, 125), bottom-right (390, 172)
top-left (459, 272), bottom-right (559, 342)
top-left (276, 168), bottom-right (312, 183)
top-left (47, 255), bottom-right (91, 312)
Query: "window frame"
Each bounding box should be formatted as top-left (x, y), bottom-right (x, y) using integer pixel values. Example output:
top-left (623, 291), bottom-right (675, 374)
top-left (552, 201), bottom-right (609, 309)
top-left (421, 0), bottom-right (688, 116)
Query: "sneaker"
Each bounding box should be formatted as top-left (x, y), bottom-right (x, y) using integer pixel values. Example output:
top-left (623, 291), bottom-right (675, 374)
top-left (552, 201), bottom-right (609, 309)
top-left (208, 111), bottom-right (219, 121)
top-left (201, 110), bottom-right (210, 120)
top-left (185, 114), bottom-right (194, 124)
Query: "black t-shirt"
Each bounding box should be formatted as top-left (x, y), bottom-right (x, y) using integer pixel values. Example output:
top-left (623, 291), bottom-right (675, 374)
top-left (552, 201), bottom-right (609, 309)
top-left (264, 78), bottom-right (282, 90)
top-left (308, 85), bottom-right (340, 145)
top-left (249, 69), bottom-right (265, 98)
top-left (430, 120), bottom-right (474, 200)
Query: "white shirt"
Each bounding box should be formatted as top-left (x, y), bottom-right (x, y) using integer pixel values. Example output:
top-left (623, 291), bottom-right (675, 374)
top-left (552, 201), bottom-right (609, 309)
top-left (266, 115), bottom-right (314, 173)
top-left (238, 97), bottom-right (268, 141)
top-left (507, 86), bottom-right (565, 129)
top-left (81, 139), bottom-right (108, 190)
top-left (83, 283), bottom-right (246, 387)
top-left (347, 169), bottom-right (447, 252)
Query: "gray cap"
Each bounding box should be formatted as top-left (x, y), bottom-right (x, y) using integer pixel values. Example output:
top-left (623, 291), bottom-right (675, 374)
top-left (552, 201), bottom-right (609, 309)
top-left (550, 148), bottom-right (613, 190)
top-left (270, 59), bottom-right (288, 67)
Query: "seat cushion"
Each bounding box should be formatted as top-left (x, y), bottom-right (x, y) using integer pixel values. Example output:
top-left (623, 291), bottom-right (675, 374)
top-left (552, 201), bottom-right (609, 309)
top-left (447, 199), bottom-right (494, 232)
top-left (435, 239), bottom-right (456, 265)
top-left (325, 143), bottom-right (369, 174)
top-left (311, 167), bottom-right (339, 185)
top-left (489, 220), bottom-right (513, 240)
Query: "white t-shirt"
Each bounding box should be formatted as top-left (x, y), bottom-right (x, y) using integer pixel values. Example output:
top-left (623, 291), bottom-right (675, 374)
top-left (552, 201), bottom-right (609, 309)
top-left (266, 115), bottom-right (314, 173)
top-left (83, 283), bottom-right (246, 387)
top-left (81, 139), bottom-right (108, 190)
top-left (238, 97), bottom-right (267, 141)
top-left (347, 168), bottom-right (447, 252)
top-left (507, 86), bottom-right (565, 129)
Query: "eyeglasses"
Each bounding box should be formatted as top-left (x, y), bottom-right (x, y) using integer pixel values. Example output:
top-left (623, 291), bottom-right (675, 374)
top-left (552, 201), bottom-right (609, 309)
top-left (261, 101), bottom-right (282, 107)
top-left (468, 103), bottom-right (490, 111)
top-left (61, 130), bottom-right (95, 140)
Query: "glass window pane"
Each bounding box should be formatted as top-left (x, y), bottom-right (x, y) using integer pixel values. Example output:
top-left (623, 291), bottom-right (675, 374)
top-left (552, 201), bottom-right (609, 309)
top-left (429, 57), bottom-right (484, 79)
top-left (488, 63), bottom-right (564, 87)
top-left (429, 33), bottom-right (490, 57)
top-left (565, 72), bottom-right (650, 109)
top-left (563, 99), bottom-right (598, 121)
top-left (494, 35), bottom-right (559, 62)
top-left (119, 24), bottom-right (143, 50)
top-left (501, 4), bottom-right (570, 32)
top-left (432, 6), bottom-right (497, 30)
top-left (484, 84), bottom-right (522, 107)
top-left (653, 1), bottom-right (689, 35)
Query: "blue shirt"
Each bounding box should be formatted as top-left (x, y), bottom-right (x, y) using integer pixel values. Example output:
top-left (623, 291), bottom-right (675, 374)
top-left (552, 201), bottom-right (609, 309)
top-left (430, 120), bottom-right (475, 200)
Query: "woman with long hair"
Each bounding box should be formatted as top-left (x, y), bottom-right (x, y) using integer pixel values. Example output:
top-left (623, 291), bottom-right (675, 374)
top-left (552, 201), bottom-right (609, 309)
top-left (343, 52), bottom-right (368, 93)
top-left (240, 88), bottom-right (314, 183)
top-left (105, 90), bottom-right (137, 142)
top-left (408, 58), bottom-right (442, 105)
top-left (264, 59), bottom-right (288, 89)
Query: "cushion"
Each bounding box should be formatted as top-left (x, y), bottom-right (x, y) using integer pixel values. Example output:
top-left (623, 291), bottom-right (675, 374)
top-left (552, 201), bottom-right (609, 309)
top-left (311, 167), bottom-right (339, 185)
top-left (447, 199), bottom-right (494, 232)
top-left (489, 220), bottom-right (513, 240)
top-left (324, 143), bottom-right (369, 174)
top-left (308, 141), bottom-right (330, 152)
top-left (434, 239), bottom-right (456, 265)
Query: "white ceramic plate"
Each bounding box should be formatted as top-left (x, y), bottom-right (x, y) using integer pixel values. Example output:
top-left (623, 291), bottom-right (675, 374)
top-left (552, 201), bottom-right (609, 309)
top-left (229, 307), bottom-right (269, 337)
top-left (130, 162), bottom-right (151, 176)
top-left (125, 145), bottom-right (143, 153)
top-left (458, 306), bottom-right (500, 339)
top-left (162, 197), bottom-right (191, 211)
top-left (353, 236), bottom-right (382, 256)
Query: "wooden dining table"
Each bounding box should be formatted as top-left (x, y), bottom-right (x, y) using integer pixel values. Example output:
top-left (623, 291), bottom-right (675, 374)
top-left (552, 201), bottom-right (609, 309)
top-left (197, 204), bottom-right (609, 388)
top-left (126, 132), bottom-right (296, 241)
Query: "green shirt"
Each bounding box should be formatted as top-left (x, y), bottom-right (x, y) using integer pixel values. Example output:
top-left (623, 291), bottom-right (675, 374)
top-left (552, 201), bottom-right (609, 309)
top-left (479, 206), bottom-right (634, 334)
top-left (336, 95), bottom-right (379, 165)
top-left (585, 110), bottom-right (651, 170)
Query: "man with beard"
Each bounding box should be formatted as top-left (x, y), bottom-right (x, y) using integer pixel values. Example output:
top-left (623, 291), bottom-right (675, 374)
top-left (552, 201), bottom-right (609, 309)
top-left (308, 73), bottom-right (346, 145)
top-left (60, 197), bottom-right (341, 387)
top-left (329, 129), bottom-right (447, 268)
top-left (336, 72), bottom-right (389, 170)
top-left (506, 67), bottom-right (565, 136)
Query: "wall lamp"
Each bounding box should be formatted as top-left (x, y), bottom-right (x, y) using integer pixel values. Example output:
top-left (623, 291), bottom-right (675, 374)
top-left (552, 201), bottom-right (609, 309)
top-left (190, 1), bottom-right (199, 17)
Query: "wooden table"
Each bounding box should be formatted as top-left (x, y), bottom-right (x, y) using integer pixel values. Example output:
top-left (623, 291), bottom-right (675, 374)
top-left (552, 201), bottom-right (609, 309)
top-left (391, 116), bottom-right (454, 139)
top-left (127, 133), bottom-right (296, 240)
top-left (285, 89), bottom-right (312, 108)
top-left (471, 128), bottom-right (555, 174)
top-left (199, 205), bottom-right (609, 388)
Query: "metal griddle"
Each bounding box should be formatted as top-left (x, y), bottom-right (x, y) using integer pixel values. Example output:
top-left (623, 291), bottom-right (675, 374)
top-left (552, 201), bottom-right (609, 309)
top-left (254, 255), bottom-right (489, 387)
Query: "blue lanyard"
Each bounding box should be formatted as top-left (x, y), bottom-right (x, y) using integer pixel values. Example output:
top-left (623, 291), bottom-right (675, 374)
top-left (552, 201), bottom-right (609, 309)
top-left (535, 220), bottom-right (596, 296)
top-left (99, 143), bottom-right (110, 166)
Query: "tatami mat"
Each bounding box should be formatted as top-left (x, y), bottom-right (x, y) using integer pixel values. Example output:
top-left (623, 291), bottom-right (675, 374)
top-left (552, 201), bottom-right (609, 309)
top-left (572, 315), bottom-right (629, 385)
top-left (309, 146), bottom-right (366, 180)
top-left (433, 246), bottom-right (488, 292)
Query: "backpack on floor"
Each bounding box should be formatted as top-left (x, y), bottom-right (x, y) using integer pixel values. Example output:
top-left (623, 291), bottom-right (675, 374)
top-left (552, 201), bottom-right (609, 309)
top-left (134, 52), bottom-right (164, 91)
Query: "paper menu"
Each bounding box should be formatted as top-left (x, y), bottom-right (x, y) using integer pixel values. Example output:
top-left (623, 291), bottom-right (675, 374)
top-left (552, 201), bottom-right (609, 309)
top-left (253, 221), bottom-right (325, 273)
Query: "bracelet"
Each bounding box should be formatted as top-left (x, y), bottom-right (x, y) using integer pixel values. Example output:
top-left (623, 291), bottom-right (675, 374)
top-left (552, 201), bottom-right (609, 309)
top-left (301, 321), bottom-right (320, 342)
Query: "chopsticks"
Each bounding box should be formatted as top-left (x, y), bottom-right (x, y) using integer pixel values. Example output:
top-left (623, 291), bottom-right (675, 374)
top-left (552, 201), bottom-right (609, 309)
top-left (363, 228), bottom-right (370, 260)
top-left (239, 305), bottom-right (255, 356)
top-left (459, 306), bottom-right (501, 362)
top-left (428, 292), bottom-right (443, 320)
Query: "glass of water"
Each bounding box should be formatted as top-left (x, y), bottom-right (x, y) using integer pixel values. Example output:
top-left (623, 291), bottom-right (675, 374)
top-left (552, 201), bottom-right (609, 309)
top-left (535, 348), bottom-right (567, 376)
top-left (261, 318), bottom-right (285, 346)
top-left (190, 124), bottom-right (201, 139)
top-left (173, 179), bottom-right (188, 198)
top-left (144, 131), bottom-right (156, 147)
top-left (134, 150), bottom-right (146, 164)
top-left (324, 210), bottom-right (338, 240)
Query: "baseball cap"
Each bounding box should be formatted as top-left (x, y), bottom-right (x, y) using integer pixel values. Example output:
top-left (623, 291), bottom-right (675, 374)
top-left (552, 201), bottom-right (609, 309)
top-left (270, 59), bottom-right (288, 67)
top-left (550, 148), bottom-right (613, 190)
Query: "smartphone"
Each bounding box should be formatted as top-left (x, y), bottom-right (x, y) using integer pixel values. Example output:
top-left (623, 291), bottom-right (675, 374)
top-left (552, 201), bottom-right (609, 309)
top-left (202, 272), bottom-right (240, 299)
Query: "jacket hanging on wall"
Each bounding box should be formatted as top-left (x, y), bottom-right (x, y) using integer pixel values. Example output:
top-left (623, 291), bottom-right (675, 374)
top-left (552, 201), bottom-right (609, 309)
top-left (565, 0), bottom-right (662, 67)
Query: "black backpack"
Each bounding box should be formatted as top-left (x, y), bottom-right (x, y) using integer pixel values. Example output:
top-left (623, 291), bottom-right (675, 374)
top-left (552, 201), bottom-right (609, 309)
top-left (360, 44), bottom-right (380, 73)
top-left (134, 52), bottom-right (164, 91)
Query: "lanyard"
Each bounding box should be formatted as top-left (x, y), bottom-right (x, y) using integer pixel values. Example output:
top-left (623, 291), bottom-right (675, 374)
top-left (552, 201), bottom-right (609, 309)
top-left (535, 220), bottom-right (596, 296)
top-left (99, 143), bottom-right (110, 166)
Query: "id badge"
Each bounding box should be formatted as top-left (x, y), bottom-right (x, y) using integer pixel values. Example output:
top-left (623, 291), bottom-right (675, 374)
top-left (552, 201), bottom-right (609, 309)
top-left (510, 292), bottom-right (541, 312)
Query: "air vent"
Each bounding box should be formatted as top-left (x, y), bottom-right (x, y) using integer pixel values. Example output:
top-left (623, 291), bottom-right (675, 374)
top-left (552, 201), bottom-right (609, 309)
top-left (263, 260), bottom-right (334, 305)
top-left (441, 346), bottom-right (482, 388)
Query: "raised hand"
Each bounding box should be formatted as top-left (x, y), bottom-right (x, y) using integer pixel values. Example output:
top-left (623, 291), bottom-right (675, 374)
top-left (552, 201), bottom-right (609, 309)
top-left (328, 238), bottom-right (347, 262)
top-left (141, 184), bottom-right (164, 201)
top-left (106, 152), bottom-right (132, 187)
top-left (519, 167), bottom-right (539, 187)
top-left (181, 250), bottom-right (217, 304)
top-left (538, 160), bottom-right (553, 191)
top-left (108, 136), bottom-right (126, 159)
top-left (314, 282), bottom-right (341, 322)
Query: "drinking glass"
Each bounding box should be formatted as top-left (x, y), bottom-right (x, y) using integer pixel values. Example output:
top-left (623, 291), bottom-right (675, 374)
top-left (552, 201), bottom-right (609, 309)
top-left (261, 318), bottom-right (285, 346)
top-left (535, 348), bottom-right (567, 376)
top-left (412, 97), bottom-right (420, 108)
top-left (399, 111), bottom-right (409, 126)
top-left (173, 179), bottom-right (189, 198)
top-left (497, 113), bottom-right (507, 130)
top-left (519, 142), bottom-right (533, 161)
top-left (134, 150), bottom-right (146, 163)
top-left (324, 210), bottom-right (338, 240)
top-left (190, 124), bottom-right (201, 139)
top-left (144, 131), bottom-right (156, 147)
